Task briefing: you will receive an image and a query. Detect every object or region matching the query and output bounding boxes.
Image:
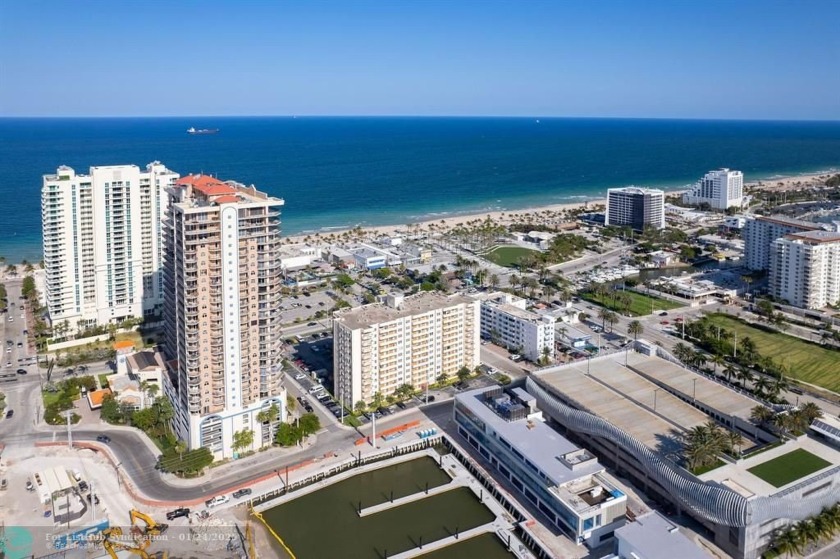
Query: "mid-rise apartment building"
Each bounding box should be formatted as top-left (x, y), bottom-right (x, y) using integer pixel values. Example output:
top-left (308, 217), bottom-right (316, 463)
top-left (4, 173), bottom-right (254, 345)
top-left (333, 292), bottom-right (480, 407)
top-left (769, 231), bottom-right (840, 309)
top-left (682, 168), bottom-right (744, 210)
top-left (605, 187), bottom-right (665, 231)
top-left (162, 174), bottom-right (286, 457)
top-left (42, 163), bottom-right (178, 330)
top-left (742, 215), bottom-right (826, 271)
top-left (476, 292), bottom-right (555, 363)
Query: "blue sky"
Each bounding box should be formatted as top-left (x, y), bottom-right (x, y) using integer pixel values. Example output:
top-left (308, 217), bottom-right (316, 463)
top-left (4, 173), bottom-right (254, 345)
top-left (1, 0), bottom-right (838, 119)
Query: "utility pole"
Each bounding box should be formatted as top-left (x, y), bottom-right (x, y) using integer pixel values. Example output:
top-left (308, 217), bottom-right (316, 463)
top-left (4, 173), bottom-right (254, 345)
top-left (733, 331), bottom-right (737, 358)
top-left (64, 411), bottom-right (74, 448)
top-left (371, 413), bottom-right (377, 448)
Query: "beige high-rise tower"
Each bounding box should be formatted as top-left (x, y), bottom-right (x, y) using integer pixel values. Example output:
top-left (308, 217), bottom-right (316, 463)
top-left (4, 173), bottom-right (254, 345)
top-left (162, 174), bottom-right (286, 457)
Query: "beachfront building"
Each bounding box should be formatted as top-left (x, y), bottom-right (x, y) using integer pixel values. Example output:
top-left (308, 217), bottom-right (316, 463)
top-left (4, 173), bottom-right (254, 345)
top-left (605, 187), bottom-right (665, 231)
top-left (333, 292), bottom-right (480, 407)
top-left (475, 292), bottom-right (555, 363)
top-left (161, 174), bottom-right (286, 458)
top-left (454, 386), bottom-right (627, 548)
top-left (769, 231), bottom-right (840, 309)
top-left (41, 162), bottom-right (179, 331)
top-left (742, 215), bottom-right (826, 271)
top-left (682, 168), bottom-right (744, 210)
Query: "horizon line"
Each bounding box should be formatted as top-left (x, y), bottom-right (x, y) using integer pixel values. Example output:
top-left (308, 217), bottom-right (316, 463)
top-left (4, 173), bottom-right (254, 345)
top-left (1, 114), bottom-right (839, 123)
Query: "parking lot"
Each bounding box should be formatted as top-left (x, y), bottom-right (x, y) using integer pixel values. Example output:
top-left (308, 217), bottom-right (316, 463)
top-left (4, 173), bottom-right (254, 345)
top-left (279, 289), bottom-right (338, 325)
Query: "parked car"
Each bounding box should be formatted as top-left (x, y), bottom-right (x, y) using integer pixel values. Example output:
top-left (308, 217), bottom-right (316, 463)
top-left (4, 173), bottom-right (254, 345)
top-left (309, 386), bottom-right (324, 394)
top-left (304, 405), bottom-right (314, 413)
top-left (206, 495), bottom-right (230, 508)
top-left (166, 507), bottom-right (191, 520)
top-left (16, 369), bottom-right (26, 375)
top-left (26, 480), bottom-right (35, 491)
top-left (86, 493), bottom-right (100, 505)
top-left (96, 435), bottom-right (111, 444)
top-left (294, 373), bottom-right (306, 380)
top-left (659, 311), bottom-right (668, 316)
top-left (232, 488), bottom-right (253, 499)
top-left (78, 481), bottom-right (89, 492)
top-left (5, 410), bottom-right (13, 419)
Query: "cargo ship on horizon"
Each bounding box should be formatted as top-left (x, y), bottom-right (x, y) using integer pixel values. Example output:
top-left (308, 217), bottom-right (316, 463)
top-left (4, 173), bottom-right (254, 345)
top-left (187, 127), bottom-right (219, 135)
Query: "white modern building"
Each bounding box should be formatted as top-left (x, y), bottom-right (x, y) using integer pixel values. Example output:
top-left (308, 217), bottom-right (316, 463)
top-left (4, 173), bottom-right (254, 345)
top-left (607, 511), bottom-right (712, 559)
top-left (475, 292), bottom-right (555, 363)
top-left (279, 244), bottom-right (321, 271)
top-left (682, 168), bottom-right (744, 210)
top-left (605, 187), bottom-right (665, 231)
top-left (743, 215), bottom-right (826, 271)
top-left (333, 292), bottom-right (480, 407)
top-left (769, 231), bottom-right (840, 309)
top-left (42, 162), bottom-right (179, 331)
top-left (162, 174), bottom-right (286, 458)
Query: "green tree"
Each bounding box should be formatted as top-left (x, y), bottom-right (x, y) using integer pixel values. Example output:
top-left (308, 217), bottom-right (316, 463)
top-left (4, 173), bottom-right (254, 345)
top-left (131, 407), bottom-right (158, 431)
top-left (232, 428), bottom-right (255, 454)
top-left (275, 423), bottom-right (303, 446)
top-left (100, 394), bottom-right (123, 424)
top-left (298, 413), bottom-right (321, 436)
top-left (354, 400), bottom-right (367, 415)
top-left (372, 391), bottom-right (385, 410)
top-left (456, 366), bottom-right (471, 382)
top-left (627, 320), bottom-right (644, 340)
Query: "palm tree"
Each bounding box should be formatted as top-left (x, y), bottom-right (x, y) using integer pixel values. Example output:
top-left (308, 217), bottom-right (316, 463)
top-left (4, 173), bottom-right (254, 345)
top-left (672, 342), bottom-right (691, 363)
top-left (750, 405), bottom-right (774, 426)
top-left (753, 375), bottom-right (771, 398)
top-left (710, 353), bottom-right (725, 375)
top-left (691, 350), bottom-right (707, 370)
top-left (627, 320), bottom-right (644, 340)
top-left (771, 525), bottom-right (804, 558)
top-left (799, 402), bottom-right (823, 425)
top-left (723, 364), bottom-right (737, 384)
top-left (489, 274), bottom-right (500, 289)
top-left (736, 368), bottom-right (754, 388)
top-left (727, 430), bottom-right (744, 457)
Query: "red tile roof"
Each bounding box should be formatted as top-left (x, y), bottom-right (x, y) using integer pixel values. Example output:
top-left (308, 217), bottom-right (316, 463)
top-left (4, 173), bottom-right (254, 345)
top-left (214, 195), bottom-right (240, 204)
top-left (176, 174), bottom-right (236, 197)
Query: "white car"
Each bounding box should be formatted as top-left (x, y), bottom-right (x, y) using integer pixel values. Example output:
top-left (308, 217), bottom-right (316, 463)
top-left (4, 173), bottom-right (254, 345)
top-left (309, 386), bottom-right (324, 394)
top-left (205, 495), bottom-right (230, 508)
top-left (294, 373), bottom-right (306, 380)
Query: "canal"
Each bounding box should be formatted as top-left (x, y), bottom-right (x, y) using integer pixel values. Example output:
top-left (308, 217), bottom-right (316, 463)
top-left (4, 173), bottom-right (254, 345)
top-left (260, 456), bottom-right (499, 558)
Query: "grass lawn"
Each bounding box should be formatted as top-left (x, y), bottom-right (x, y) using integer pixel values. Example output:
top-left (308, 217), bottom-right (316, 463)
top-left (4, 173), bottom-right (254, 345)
top-left (480, 245), bottom-right (539, 267)
top-left (582, 290), bottom-right (682, 316)
top-left (747, 448), bottom-right (831, 488)
top-left (705, 313), bottom-right (840, 392)
top-left (98, 374), bottom-right (111, 389)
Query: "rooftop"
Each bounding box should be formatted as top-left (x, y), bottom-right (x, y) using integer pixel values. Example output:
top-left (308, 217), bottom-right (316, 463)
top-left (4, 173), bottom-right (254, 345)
top-left (752, 214), bottom-right (825, 230)
top-left (456, 387), bottom-right (604, 486)
top-left (608, 187), bottom-right (665, 196)
top-left (533, 351), bottom-right (760, 454)
top-left (173, 173), bottom-right (283, 207)
top-left (615, 511), bottom-right (711, 559)
top-left (335, 292), bottom-right (475, 330)
top-left (126, 350), bottom-right (166, 372)
top-left (784, 230), bottom-right (840, 244)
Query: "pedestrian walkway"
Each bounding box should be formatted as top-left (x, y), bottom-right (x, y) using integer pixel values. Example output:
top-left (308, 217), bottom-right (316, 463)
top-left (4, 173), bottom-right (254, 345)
top-left (358, 481), bottom-right (459, 517)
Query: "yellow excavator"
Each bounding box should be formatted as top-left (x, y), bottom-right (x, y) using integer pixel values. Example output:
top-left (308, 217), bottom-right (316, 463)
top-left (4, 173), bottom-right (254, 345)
top-left (99, 510), bottom-right (169, 559)
top-left (129, 509), bottom-right (169, 539)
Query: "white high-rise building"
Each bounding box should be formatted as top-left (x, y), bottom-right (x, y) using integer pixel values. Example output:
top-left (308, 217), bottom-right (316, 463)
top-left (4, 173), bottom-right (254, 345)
top-left (476, 292), bottom-right (555, 363)
top-left (742, 215), bottom-right (826, 271)
top-left (41, 162), bottom-right (178, 331)
top-left (333, 292), bottom-right (480, 407)
top-left (682, 168), bottom-right (744, 210)
top-left (605, 187), bottom-right (665, 231)
top-left (769, 231), bottom-right (840, 309)
top-left (162, 174), bottom-right (286, 458)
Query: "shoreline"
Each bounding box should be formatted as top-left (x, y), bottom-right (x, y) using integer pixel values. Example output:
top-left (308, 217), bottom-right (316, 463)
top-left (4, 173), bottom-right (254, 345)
top-left (280, 170), bottom-right (836, 245)
top-left (0, 169), bottom-right (837, 268)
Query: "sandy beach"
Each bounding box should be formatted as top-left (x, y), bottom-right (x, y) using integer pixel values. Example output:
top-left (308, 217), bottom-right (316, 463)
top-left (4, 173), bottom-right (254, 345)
top-left (281, 171), bottom-right (836, 245)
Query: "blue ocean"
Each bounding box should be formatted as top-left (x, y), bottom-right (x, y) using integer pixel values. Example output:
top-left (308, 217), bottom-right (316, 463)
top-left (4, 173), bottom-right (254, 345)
top-left (1, 117), bottom-right (839, 263)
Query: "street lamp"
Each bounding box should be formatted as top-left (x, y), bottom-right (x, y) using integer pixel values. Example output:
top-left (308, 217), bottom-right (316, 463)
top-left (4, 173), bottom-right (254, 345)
top-left (653, 388), bottom-right (661, 412)
top-left (692, 378), bottom-right (697, 402)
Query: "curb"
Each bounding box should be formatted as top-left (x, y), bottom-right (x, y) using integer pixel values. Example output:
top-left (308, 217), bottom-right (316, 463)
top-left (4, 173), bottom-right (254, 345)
top-left (34, 441), bottom-right (330, 508)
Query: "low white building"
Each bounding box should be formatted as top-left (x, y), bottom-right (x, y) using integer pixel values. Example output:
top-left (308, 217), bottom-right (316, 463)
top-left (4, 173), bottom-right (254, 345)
top-left (649, 250), bottom-right (677, 268)
top-left (279, 244), bottom-right (321, 271)
top-left (608, 511), bottom-right (712, 559)
top-left (476, 292), bottom-right (555, 363)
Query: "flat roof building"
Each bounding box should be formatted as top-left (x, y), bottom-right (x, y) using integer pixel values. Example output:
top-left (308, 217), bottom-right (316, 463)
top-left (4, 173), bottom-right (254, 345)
top-left (609, 511), bottom-right (712, 559)
top-left (454, 386), bottom-right (627, 548)
top-left (527, 347), bottom-right (840, 559)
top-left (475, 292), bottom-right (555, 363)
top-left (682, 168), bottom-right (744, 210)
top-left (334, 292), bottom-right (480, 406)
top-left (42, 162), bottom-right (179, 330)
top-left (743, 215), bottom-right (826, 271)
top-left (769, 230), bottom-right (840, 309)
top-left (605, 187), bottom-right (665, 231)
